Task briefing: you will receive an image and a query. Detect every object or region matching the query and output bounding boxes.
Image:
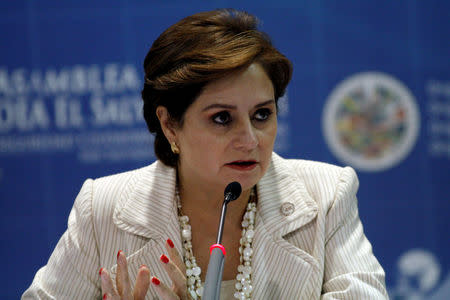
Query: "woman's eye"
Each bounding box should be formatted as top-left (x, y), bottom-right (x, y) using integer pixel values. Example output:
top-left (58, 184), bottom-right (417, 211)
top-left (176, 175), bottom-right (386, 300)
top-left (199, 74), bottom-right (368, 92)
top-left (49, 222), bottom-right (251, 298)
top-left (253, 108), bottom-right (272, 121)
top-left (212, 111), bottom-right (231, 125)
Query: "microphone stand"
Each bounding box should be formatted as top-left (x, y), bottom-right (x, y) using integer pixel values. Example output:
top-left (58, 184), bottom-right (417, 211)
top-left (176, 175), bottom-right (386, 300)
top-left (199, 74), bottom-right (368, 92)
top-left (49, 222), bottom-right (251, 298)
top-left (202, 196), bottom-right (232, 299)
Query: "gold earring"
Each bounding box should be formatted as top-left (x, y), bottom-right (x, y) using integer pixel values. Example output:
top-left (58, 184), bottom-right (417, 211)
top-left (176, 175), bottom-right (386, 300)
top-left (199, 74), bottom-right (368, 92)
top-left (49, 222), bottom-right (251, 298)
top-left (170, 142), bottom-right (180, 154)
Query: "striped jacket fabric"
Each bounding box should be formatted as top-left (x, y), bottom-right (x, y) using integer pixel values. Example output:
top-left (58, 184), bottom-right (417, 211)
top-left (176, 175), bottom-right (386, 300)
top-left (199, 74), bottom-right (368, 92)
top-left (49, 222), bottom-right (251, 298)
top-left (23, 152), bottom-right (388, 299)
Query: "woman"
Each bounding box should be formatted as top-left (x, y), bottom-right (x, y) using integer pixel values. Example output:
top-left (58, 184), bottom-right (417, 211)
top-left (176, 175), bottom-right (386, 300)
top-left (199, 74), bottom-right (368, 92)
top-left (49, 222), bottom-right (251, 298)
top-left (23, 9), bottom-right (388, 299)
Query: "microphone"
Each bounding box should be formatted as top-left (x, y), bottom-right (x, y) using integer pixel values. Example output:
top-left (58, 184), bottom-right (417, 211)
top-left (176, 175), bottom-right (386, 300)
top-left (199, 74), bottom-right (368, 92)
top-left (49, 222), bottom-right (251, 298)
top-left (224, 181), bottom-right (242, 204)
top-left (217, 182), bottom-right (241, 245)
top-left (203, 182), bottom-right (242, 300)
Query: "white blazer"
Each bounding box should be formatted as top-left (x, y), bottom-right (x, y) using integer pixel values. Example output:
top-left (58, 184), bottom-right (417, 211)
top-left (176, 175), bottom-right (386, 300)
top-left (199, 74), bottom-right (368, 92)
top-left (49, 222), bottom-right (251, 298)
top-left (23, 153), bottom-right (388, 299)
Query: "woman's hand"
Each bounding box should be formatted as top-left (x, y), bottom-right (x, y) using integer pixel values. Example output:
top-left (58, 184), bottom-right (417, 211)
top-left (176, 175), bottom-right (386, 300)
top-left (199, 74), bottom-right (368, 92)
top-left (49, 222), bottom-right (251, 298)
top-left (100, 239), bottom-right (190, 300)
top-left (100, 251), bottom-right (150, 300)
top-left (151, 238), bottom-right (190, 299)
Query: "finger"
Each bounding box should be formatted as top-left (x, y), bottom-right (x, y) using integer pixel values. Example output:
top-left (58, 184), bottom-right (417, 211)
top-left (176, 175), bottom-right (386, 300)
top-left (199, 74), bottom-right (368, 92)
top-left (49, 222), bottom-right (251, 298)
top-left (99, 268), bottom-right (120, 300)
top-left (151, 276), bottom-right (180, 300)
top-left (166, 238), bottom-right (186, 275)
top-left (116, 250), bottom-right (132, 299)
top-left (133, 265), bottom-right (150, 300)
top-left (160, 254), bottom-right (187, 298)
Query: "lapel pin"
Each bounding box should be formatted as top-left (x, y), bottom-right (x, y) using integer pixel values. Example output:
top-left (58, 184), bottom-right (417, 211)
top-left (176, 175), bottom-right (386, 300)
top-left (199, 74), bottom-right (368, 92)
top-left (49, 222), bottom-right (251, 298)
top-left (280, 202), bottom-right (295, 216)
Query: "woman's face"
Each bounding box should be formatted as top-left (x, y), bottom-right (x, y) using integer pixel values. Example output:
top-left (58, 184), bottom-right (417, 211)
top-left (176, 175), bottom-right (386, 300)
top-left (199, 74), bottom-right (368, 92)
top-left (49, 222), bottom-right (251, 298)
top-left (166, 63), bottom-right (277, 192)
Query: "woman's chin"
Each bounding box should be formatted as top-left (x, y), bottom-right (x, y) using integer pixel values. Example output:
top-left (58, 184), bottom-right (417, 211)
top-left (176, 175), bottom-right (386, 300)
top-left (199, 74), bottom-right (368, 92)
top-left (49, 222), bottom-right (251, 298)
top-left (222, 175), bottom-right (260, 193)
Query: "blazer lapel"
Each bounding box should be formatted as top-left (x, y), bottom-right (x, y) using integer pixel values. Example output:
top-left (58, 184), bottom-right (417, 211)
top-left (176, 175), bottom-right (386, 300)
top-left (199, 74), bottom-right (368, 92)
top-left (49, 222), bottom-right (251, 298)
top-left (110, 161), bottom-right (183, 299)
top-left (253, 153), bottom-right (321, 299)
top-left (112, 160), bottom-right (181, 243)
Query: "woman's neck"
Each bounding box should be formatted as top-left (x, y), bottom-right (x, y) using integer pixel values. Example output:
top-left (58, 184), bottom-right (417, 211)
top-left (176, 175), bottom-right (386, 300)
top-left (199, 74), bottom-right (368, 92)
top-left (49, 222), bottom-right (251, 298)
top-left (177, 175), bottom-right (253, 229)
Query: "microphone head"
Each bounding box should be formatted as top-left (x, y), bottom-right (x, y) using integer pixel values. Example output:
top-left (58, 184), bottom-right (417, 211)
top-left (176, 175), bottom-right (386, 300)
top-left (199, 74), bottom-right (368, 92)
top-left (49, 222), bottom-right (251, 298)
top-left (224, 181), bottom-right (242, 202)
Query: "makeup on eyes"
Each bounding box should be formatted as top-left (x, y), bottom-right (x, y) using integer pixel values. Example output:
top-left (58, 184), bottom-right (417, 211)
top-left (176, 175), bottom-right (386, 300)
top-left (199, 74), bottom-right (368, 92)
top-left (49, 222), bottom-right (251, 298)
top-left (209, 107), bottom-right (274, 127)
top-left (212, 111), bottom-right (232, 125)
top-left (202, 99), bottom-right (275, 112)
top-left (253, 108), bottom-right (273, 121)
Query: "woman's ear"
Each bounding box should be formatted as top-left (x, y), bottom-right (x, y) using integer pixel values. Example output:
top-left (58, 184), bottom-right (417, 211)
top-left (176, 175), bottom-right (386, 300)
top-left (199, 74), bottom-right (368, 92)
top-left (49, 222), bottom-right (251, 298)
top-left (156, 106), bottom-right (178, 143)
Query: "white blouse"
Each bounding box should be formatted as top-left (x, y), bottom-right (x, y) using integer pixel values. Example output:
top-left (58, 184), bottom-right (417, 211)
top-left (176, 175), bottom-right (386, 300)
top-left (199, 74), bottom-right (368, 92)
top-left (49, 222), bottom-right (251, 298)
top-left (220, 280), bottom-right (237, 299)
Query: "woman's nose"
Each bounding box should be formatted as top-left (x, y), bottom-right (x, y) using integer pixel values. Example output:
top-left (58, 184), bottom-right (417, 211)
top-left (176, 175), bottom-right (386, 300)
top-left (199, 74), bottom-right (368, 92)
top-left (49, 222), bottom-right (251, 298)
top-left (233, 121), bottom-right (258, 151)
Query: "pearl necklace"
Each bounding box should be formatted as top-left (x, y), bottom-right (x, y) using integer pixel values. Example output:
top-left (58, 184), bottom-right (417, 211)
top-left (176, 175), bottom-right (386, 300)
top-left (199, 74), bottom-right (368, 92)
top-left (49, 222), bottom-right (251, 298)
top-left (176, 187), bottom-right (256, 300)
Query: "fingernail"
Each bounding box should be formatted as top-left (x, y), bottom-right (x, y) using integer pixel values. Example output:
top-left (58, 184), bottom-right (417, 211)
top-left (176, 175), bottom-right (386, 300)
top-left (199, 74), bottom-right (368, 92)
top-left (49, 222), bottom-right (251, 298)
top-left (140, 264), bottom-right (148, 269)
top-left (103, 293), bottom-right (107, 300)
top-left (151, 276), bottom-right (160, 285)
top-left (117, 250), bottom-right (122, 260)
top-left (167, 238), bottom-right (174, 248)
top-left (160, 254), bottom-right (169, 264)
top-left (99, 268), bottom-right (103, 276)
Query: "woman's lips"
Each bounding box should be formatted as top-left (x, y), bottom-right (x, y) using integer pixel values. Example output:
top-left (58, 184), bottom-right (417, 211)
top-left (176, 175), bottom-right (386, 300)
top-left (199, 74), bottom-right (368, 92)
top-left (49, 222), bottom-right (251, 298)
top-left (225, 160), bottom-right (258, 171)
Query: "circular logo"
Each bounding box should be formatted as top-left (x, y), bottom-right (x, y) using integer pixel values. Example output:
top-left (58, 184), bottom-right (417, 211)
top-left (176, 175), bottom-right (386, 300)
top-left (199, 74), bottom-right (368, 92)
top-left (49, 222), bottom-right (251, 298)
top-left (389, 249), bottom-right (443, 299)
top-left (322, 72), bottom-right (420, 172)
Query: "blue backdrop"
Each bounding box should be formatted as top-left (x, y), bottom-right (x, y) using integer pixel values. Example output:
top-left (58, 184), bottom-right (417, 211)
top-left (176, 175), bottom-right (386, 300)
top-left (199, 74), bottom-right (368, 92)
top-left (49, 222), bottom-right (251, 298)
top-left (1, 1), bottom-right (449, 299)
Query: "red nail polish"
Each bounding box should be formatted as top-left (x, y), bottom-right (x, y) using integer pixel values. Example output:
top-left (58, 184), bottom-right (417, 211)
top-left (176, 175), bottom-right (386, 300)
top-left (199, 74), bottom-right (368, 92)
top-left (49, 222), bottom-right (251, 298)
top-left (151, 277), bottom-right (160, 285)
top-left (103, 293), bottom-right (107, 299)
top-left (99, 268), bottom-right (103, 276)
top-left (160, 254), bottom-right (169, 264)
top-left (167, 238), bottom-right (174, 248)
top-left (117, 250), bottom-right (122, 259)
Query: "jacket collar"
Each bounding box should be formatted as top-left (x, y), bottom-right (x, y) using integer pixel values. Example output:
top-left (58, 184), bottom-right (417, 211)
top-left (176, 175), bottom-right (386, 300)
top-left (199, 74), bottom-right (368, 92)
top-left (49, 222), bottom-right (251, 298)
top-left (113, 152), bottom-right (318, 240)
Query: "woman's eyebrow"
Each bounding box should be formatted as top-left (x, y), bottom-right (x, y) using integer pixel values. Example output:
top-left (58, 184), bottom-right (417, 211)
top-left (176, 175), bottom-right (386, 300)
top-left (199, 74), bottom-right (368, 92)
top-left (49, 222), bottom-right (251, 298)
top-left (202, 99), bottom-right (275, 112)
top-left (254, 99), bottom-right (275, 108)
top-left (202, 103), bottom-right (236, 111)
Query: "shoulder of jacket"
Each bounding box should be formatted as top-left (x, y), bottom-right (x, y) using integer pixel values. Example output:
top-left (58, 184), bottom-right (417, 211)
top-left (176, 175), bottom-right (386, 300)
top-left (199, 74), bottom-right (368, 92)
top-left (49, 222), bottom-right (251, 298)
top-left (282, 158), bottom-right (345, 181)
top-left (93, 163), bottom-right (154, 186)
top-left (276, 157), bottom-right (359, 209)
top-left (80, 161), bottom-right (159, 221)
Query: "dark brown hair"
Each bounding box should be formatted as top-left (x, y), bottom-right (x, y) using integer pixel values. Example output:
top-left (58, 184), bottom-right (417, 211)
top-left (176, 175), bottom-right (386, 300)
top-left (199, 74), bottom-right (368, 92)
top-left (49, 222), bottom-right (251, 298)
top-left (141, 9), bottom-right (292, 167)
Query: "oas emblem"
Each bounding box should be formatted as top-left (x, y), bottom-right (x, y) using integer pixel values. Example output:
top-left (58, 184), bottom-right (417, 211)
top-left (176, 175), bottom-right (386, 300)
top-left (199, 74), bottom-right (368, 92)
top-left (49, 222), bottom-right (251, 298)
top-left (322, 72), bottom-right (420, 172)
